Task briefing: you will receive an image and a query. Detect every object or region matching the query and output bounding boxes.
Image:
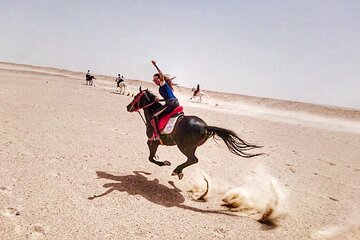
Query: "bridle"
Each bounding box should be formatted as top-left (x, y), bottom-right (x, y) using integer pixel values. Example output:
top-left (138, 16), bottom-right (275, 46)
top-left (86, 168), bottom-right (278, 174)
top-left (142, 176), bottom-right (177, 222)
top-left (129, 90), bottom-right (158, 113)
top-left (129, 90), bottom-right (159, 126)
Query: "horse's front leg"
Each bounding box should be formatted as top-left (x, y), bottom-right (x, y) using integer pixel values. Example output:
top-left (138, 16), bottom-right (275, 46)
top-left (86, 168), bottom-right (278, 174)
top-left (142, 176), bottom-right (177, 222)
top-left (147, 140), bottom-right (171, 167)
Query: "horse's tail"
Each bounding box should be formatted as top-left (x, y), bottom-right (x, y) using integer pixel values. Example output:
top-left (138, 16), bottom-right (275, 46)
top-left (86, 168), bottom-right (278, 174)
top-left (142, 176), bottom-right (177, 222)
top-left (205, 126), bottom-right (262, 158)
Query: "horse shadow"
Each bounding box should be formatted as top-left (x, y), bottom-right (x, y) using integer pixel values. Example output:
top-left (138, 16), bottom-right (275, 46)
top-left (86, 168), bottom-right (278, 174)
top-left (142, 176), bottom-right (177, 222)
top-left (88, 171), bottom-right (184, 207)
top-left (88, 170), bottom-right (239, 217)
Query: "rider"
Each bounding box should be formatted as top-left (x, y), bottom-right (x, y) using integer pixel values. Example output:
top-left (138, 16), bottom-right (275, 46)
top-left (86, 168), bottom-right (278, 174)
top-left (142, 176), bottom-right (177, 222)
top-left (150, 60), bottom-right (179, 140)
top-left (194, 84), bottom-right (200, 96)
top-left (115, 74), bottom-right (124, 87)
top-left (86, 70), bottom-right (91, 85)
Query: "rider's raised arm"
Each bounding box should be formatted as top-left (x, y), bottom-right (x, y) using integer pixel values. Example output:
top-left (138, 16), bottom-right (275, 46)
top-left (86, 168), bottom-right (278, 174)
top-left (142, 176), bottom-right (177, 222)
top-left (151, 60), bottom-right (165, 85)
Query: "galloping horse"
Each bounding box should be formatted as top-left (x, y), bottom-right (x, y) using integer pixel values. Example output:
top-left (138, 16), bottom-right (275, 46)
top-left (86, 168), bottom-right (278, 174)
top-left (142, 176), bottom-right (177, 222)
top-left (117, 82), bottom-right (129, 95)
top-left (126, 88), bottom-right (262, 179)
top-left (190, 88), bottom-right (209, 103)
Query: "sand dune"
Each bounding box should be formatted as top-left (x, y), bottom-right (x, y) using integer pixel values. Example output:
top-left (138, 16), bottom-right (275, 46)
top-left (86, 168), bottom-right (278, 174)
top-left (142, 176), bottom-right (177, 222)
top-left (1, 62), bottom-right (359, 239)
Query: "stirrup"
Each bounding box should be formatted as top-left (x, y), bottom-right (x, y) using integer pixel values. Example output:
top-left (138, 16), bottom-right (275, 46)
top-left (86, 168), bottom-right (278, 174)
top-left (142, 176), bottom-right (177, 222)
top-left (154, 134), bottom-right (159, 140)
top-left (149, 134), bottom-right (162, 144)
top-left (150, 134), bottom-right (160, 141)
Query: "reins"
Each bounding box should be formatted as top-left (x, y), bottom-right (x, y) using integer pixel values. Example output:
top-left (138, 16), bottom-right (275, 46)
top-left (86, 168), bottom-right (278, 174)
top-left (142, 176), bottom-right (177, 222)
top-left (138, 112), bottom-right (147, 126)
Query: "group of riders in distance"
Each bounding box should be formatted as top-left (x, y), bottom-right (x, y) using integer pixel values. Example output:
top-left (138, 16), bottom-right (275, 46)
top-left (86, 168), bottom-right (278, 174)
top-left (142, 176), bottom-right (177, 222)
top-left (85, 68), bottom-right (207, 101)
top-left (86, 60), bottom-right (262, 179)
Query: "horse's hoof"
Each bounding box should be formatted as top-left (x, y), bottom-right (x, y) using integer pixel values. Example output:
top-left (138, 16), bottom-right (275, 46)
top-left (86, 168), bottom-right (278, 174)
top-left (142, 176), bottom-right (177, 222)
top-left (171, 171), bottom-right (183, 180)
top-left (163, 161), bottom-right (171, 166)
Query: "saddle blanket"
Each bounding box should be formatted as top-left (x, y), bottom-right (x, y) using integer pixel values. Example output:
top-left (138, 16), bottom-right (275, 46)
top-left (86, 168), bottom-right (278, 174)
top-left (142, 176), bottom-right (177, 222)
top-left (160, 114), bottom-right (183, 135)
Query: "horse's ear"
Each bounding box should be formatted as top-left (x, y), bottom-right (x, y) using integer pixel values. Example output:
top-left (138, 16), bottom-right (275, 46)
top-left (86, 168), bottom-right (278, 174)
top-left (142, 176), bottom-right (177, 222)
top-left (139, 86), bottom-right (142, 92)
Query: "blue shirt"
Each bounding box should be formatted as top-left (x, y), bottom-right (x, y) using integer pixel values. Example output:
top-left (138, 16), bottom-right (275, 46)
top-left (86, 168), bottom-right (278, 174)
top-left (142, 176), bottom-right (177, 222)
top-left (159, 82), bottom-right (176, 101)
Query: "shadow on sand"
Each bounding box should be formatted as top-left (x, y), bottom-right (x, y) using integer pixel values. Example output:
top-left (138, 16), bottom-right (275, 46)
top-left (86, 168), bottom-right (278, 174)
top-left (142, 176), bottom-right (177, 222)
top-left (88, 171), bottom-right (239, 217)
top-left (88, 171), bottom-right (183, 207)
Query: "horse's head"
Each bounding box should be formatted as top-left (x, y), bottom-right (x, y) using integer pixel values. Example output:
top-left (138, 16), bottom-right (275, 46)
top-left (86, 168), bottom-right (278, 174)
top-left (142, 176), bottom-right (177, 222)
top-left (191, 87), bottom-right (196, 92)
top-left (126, 87), bottom-right (158, 112)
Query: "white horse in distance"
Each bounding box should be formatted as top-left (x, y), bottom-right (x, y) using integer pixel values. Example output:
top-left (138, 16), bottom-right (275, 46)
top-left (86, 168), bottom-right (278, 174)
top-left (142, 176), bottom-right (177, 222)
top-left (117, 82), bottom-right (133, 96)
top-left (190, 84), bottom-right (209, 103)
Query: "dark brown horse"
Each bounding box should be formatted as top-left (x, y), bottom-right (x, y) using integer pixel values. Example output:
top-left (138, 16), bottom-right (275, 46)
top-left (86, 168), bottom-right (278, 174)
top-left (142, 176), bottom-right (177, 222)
top-left (126, 88), bottom-right (262, 179)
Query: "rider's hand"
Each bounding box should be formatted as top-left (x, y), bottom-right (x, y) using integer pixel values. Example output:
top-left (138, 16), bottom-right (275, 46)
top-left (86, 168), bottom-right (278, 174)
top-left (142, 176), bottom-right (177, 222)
top-left (151, 60), bottom-right (157, 66)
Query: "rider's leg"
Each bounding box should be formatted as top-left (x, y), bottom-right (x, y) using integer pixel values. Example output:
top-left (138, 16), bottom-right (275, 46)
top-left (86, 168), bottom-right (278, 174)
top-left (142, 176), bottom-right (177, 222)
top-left (150, 106), bottom-right (167, 140)
top-left (150, 100), bottom-right (179, 140)
top-left (150, 116), bottom-right (159, 140)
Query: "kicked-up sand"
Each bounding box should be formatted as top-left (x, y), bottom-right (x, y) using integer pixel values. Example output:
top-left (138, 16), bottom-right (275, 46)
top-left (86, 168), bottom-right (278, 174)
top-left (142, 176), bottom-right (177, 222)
top-left (0, 61), bottom-right (360, 239)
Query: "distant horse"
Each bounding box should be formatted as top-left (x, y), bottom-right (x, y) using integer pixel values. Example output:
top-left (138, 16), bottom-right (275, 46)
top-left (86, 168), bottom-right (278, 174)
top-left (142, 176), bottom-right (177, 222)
top-left (116, 82), bottom-right (133, 97)
top-left (126, 88), bottom-right (262, 180)
top-left (86, 75), bottom-right (96, 86)
top-left (117, 82), bottom-right (128, 94)
top-left (190, 87), bottom-right (209, 103)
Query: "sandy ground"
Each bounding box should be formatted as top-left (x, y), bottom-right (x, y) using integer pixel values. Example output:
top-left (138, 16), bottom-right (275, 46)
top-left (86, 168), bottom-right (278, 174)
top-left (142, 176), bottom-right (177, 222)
top-left (1, 62), bottom-right (360, 240)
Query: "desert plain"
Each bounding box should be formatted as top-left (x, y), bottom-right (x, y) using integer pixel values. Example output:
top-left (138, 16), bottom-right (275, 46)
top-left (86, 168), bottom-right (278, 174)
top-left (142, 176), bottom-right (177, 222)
top-left (0, 62), bottom-right (360, 239)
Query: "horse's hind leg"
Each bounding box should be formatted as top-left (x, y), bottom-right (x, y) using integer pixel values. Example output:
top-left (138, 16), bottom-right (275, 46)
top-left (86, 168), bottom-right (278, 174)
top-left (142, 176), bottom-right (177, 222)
top-left (172, 147), bottom-right (198, 180)
top-left (147, 140), bottom-right (171, 167)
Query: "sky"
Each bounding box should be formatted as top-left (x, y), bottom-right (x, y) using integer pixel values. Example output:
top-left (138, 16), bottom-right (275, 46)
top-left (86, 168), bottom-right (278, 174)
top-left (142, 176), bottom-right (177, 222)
top-left (1, 0), bottom-right (359, 109)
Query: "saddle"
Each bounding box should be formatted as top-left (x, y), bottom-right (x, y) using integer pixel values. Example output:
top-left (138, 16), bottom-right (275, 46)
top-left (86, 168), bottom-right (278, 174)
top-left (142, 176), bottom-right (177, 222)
top-left (158, 106), bottom-right (184, 134)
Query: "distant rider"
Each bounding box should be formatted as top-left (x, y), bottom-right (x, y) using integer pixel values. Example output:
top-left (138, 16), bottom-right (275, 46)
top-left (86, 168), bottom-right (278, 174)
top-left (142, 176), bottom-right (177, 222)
top-left (85, 70), bottom-right (91, 85)
top-left (115, 74), bottom-right (124, 87)
top-left (194, 84), bottom-right (200, 96)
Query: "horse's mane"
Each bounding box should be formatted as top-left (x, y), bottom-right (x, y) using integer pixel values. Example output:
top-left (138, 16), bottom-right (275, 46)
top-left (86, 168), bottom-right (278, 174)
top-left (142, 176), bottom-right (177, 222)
top-left (145, 89), bottom-right (157, 100)
top-left (144, 90), bottom-right (162, 110)
top-left (135, 89), bottom-right (161, 103)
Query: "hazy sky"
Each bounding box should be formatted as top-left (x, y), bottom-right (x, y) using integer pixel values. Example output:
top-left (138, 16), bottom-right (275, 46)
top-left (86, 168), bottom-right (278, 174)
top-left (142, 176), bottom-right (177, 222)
top-left (1, 0), bottom-right (359, 109)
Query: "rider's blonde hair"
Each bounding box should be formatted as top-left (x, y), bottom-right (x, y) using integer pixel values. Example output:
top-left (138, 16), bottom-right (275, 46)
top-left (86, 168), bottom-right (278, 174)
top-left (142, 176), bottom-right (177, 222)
top-left (154, 73), bottom-right (177, 91)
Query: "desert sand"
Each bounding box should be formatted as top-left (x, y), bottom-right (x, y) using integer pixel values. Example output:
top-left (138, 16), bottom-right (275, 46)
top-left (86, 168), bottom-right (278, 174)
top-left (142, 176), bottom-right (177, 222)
top-left (1, 61), bottom-right (360, 239)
